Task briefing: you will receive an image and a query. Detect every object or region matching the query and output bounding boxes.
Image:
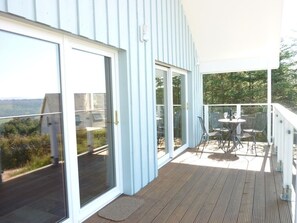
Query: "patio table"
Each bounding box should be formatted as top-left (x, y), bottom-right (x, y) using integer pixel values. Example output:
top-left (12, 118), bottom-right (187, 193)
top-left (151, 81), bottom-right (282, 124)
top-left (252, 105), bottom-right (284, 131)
top-left (218, 118), bottom-right (246, 154)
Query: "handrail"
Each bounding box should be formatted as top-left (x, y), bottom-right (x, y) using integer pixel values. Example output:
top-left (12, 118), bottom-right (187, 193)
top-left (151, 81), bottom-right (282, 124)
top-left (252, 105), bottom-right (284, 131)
top-left (274, 103), bottom-right (297, 129)
top-left (205, 103), bottom-right (269, 107)
top-left (0, 112), bottom-right (62, 120)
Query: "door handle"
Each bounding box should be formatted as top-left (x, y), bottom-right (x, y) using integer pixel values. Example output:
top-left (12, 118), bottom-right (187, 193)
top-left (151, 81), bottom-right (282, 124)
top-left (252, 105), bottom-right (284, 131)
top-left (114, 110), bottom-right (119, 125)
top-left (106, 110), bottom-right (119, 125)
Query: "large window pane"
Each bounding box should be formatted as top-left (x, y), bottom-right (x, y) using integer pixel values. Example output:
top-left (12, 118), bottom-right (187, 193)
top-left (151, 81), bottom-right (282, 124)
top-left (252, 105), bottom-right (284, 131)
top-left (172, 72), bottom-right (187, 150)
top-left (71, 49), bottom-right (115, 207)
top-left (0, 31), bottom-right (67, 222)
top-left (156, 69), bottom-right (168, 159)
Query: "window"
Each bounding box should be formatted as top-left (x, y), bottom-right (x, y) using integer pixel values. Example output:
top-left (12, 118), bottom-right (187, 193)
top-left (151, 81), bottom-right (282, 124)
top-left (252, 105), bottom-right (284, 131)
top-left (0, 30), bottom-right (68, 222)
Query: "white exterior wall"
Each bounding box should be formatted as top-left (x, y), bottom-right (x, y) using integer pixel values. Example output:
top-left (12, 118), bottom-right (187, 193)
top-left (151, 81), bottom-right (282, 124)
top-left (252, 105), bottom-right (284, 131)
top-left (0, 0), bottom-right (202, 194)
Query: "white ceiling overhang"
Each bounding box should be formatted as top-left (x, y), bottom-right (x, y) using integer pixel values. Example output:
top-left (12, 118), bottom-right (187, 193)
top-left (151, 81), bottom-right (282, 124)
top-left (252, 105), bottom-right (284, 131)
top-left (181, 0), bottom-right (284, 74)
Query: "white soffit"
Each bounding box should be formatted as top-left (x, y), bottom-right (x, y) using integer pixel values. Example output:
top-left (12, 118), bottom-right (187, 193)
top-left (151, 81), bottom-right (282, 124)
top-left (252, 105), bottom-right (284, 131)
top-left (181, 0), bottom-right (284, 74)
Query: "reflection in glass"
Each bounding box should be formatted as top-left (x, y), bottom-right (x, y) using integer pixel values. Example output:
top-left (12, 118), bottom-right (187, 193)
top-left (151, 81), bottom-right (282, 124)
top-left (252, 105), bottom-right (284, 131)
top-left (0, 31), bottom-right (67, 222)
top-left (71, 49), bottom-right (115, 207)
top-left (172, 72), bottom-right (187, 150)
top-left (155, 69), bottom-right (168, 158)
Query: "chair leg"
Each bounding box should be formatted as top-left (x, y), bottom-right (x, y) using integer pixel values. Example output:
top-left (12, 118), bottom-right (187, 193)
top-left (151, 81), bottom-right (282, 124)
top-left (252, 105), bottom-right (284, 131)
top-left (253, 135), bottom-right (257, 156)
top-left (196, 134), bottom-right (207, 155)
top-left (196, 135), bottom-right (204, 154)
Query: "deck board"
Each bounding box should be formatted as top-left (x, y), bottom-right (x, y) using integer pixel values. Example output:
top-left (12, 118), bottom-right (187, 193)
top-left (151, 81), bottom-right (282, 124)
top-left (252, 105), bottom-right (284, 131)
top-left (237, 171), bottom-right (256, 223)
top-left (85, 143), bottom-right (293, 223)
top-left (223, 169), bottom-right (246, 223)
top-left (166, 167), bottom-right (221, 223)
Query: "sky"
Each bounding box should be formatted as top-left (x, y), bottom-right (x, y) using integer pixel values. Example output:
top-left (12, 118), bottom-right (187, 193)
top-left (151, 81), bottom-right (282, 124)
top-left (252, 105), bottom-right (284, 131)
top-left (0, 31), bottom-right (106, 100)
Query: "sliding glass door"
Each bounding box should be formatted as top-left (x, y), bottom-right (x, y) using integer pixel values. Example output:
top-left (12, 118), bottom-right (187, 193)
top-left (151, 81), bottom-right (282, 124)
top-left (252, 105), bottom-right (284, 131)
top-left (156, 68), bottom-right (169, 161)
top-left (71, 49), bottom-right (116, 207)
top-left (155, 65), bottom-right (188, 166)
top-left (172, 72), bottom-right (187, 151)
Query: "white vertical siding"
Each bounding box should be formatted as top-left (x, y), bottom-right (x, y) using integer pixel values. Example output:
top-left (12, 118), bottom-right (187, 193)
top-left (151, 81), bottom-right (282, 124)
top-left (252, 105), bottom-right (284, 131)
top-left (106, 0), bottom-right (119, 47)
top-left (0, 1), bottom-right (6, 11)
top-left (137, 0), bottom-right (149, 187)
top-left (7, 0), bottom-right (36, 20)
top-left (118, 0), bottom-right (128, 49)
top-left (166, 0), bottom-right (172, 65)
top-left (77, 0), bottom-right (95, 38)
top-left (0, 0), bottom-right (202, 194)
top-left (156, 0), bottom-right (163, 61)
top-left (35, 0), bottom-right (59, 28)
top-left (94, 0), bottom-right (108, 43)
top-left (59, 0), bottom-right (78, 33)
top-left (144, 0), bottom-right (157, 182)
top-left (127, 0), bottom-right (142, 192)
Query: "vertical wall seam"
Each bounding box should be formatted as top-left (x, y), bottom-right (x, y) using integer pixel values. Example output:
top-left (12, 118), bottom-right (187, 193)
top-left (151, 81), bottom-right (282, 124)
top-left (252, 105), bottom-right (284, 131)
top-left (33, 0), bottom-right (37, 21)
top-left (76, 0), bottom-right (80, 35)
top-left (57, 0), bottom-right (61, 30)
top-left (92, 0), bottom-right (96, 40)
top-left (136, 0), bottom-right (143, 188)
top-left (4, 0), bottom-right (8, 12)
top-left (117, 0), bottom-right (121, 48)
top-left (150, 0), bottom-right (157, 178)
top-left (166, 0), bottom-right (169, 64)
top-left (155, 0), bottom-right (159, 60)
top-left (126, 0), bottom-right (135, 194)
top-left (161, 0), bottom-right (164, 61)
top-left (143, 0), bottom-right (149, 184)
top-left (105, 0), bottom-right (110, 44)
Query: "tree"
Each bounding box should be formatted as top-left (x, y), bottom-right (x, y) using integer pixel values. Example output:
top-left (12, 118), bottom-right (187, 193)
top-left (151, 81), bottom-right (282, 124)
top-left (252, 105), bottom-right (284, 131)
top-left (203, 71), bottom-right (267, 104)
top-left (0, 118), bottom-right (40, 137)
top-left (203, 39), bottom-right (297, 111)
top-left (272, 40), bottom-right (297, 111)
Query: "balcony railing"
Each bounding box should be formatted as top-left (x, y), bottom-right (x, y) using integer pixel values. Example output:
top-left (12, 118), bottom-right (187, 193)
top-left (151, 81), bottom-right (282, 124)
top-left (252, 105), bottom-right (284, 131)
top-left (204, 103), bottom-right (297, 221)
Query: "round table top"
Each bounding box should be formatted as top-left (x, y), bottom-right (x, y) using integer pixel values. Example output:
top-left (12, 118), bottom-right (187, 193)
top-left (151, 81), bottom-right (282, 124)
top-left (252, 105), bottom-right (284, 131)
top-left (218, 118), bottom-right (246, 123)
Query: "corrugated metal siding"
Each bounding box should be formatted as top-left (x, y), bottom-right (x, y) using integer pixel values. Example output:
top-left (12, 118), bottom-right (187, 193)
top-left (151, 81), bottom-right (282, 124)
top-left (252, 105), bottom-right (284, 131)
top-left (0, 0), bottom-right (201, 194)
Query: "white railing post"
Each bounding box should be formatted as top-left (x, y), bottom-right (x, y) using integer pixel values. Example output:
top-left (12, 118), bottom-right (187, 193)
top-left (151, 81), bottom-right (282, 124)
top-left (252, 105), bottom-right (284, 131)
top-left (0, 148), bottom-right (2, 184)
top-left (271, 106), bottom-right (276, 154)
top-left (236, 104), bottom-right (241, 134)
top-left (280, 120), bottom-right (294, 201)
top-left (267, 69), bottom-right (272, 144)
top-left (267, 104), bottom-right (272, 144)
top-left (204, 105), bottom-right (209, 133)
top-left (276, 112), bottom-right (283, 172)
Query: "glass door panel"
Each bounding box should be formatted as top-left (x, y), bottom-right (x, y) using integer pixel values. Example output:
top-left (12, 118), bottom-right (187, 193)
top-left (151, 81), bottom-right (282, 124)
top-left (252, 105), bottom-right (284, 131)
top-left (0, 31), bottom-right (68, 222)
top-left (155, 69), bottom-right (169, 159)
top-left (71, 49), bottom-right (115, 207)
top-left (156, 66), bottom-right (188, 166)
top-left (172, 72), bottom-right (187, 150)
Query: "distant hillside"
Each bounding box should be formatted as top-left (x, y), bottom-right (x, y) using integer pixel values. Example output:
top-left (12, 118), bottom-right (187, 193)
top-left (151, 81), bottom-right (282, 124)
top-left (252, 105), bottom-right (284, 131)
top-left (0, 99), bottom-right (43, 117)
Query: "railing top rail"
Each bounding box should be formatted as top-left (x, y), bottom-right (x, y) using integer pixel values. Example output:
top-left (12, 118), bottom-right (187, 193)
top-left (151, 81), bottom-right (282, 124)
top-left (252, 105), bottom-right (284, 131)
top-left (0, 112), bottom-right (62, 120)
top-left (204, 103), bottom-right (269, 107)
top-left (273, 103), bottom-right (297, 129)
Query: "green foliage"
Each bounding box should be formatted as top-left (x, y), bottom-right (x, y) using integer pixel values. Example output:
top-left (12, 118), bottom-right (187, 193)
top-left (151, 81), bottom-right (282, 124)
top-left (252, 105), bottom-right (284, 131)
top-left (203, 71), bottom-right (267, 104)
top-left (76, 128), bottom-right (107, 154)
top-left (0, 118), bottom-right (40, 136)
top-left (204, 39), bottom-right (297, 111)
top-left (272, 40), bottom-right (297, 111)
top-left (0, 134), bottom-right (51, 169)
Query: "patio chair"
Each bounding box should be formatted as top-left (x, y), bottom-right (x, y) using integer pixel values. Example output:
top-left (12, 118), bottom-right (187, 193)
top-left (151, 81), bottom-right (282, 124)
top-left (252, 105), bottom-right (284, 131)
top-left (242, 112), bottom-right (267, 155)
top-left (196, 116), bottom-right (222, 154)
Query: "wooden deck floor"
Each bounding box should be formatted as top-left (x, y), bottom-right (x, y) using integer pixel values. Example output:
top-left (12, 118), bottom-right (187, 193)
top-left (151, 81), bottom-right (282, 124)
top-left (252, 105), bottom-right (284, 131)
top-left (85, 143), bottom-right (293, 223)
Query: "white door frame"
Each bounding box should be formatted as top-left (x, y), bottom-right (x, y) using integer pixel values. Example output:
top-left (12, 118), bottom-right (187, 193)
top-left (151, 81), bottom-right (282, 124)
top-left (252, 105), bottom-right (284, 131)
top-left (156, 64), bottom-right (189, 168)
top-left (66, 37), bottom-right (123, 222)
top-left (0, 16), bottom-right (123, 223)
